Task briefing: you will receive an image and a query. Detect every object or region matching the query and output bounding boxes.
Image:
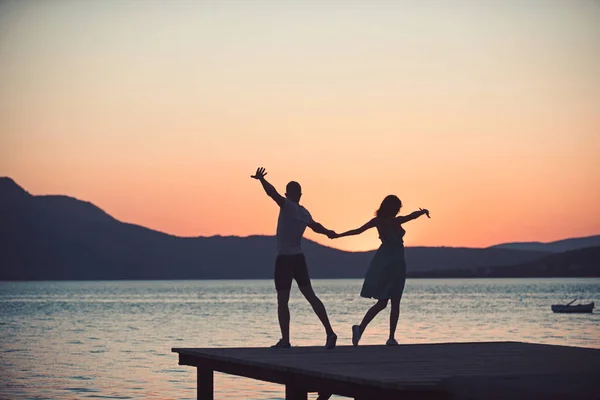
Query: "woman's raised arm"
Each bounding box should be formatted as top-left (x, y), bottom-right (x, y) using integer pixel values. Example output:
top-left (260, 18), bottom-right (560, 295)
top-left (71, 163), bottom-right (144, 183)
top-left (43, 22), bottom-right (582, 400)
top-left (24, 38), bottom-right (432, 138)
top-left (395, 208), bottom-right (430, 224)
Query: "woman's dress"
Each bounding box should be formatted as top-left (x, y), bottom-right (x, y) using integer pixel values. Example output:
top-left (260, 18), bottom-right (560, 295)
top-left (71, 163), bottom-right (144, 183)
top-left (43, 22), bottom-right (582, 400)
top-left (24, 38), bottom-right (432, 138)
top-left (360, 222), bottom-right (406, 300)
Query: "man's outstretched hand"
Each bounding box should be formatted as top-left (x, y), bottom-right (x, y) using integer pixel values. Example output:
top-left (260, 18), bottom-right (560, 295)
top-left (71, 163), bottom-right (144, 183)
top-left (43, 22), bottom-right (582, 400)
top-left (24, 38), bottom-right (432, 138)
top-left (326, 230), bottom-right (338, 239)
top-left (251, 167), bottom-right (267, 180)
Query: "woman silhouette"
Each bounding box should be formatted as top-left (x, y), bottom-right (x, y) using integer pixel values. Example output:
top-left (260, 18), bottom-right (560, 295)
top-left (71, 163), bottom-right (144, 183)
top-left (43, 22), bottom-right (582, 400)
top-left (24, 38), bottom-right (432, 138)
top-left (331, 195), bottom-right (429, 346)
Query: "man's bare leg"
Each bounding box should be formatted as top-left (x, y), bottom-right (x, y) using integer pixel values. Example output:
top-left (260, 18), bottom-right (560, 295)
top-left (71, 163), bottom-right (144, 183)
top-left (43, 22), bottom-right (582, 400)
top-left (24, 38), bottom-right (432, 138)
top-left (277, 289), bottom-right (291, 344)
top-left (299, 285), bottom-right (334, 335)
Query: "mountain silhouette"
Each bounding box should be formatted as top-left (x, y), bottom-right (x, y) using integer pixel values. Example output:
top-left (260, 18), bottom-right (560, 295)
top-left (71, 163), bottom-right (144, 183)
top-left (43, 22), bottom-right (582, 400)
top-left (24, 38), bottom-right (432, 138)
top-left (411, 246), bottom-right (600, 278)
top-left (490, 235), bottom-right (600, 252)
top-left (1, 177), bottom-right (597, 280)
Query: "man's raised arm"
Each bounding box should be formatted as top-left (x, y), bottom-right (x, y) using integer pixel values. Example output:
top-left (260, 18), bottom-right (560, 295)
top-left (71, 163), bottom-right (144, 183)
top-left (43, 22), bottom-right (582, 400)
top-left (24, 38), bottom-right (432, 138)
top-left (251, 167), bottom-right (285, 207)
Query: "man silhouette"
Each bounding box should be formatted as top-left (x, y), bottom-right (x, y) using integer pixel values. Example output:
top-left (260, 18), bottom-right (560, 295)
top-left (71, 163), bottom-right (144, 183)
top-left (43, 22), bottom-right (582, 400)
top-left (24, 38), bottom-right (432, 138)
top-left (251, 167), bottom-right (337, 349)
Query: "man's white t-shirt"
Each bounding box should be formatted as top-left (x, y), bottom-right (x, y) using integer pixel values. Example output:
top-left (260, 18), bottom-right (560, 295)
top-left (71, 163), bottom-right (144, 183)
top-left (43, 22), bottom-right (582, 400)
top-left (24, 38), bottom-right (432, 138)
top-left (276, 199), bottom-right (314, 255)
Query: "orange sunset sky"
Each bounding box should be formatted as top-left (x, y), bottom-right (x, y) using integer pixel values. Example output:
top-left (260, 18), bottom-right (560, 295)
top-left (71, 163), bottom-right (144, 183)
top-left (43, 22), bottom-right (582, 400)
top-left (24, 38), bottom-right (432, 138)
top-left (1, 1), bottom-right (599, 252)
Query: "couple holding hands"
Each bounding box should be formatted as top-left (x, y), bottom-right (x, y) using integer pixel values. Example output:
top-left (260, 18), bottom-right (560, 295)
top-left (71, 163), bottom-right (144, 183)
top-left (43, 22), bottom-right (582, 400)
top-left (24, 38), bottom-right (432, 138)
top-left (251, 167), bottom-right (430, 349)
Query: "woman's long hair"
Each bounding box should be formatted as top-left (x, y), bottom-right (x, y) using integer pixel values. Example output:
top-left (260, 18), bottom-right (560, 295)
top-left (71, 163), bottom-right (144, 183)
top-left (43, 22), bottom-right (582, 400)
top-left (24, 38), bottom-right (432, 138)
top-left (375, 195), bottom-right (402, 218)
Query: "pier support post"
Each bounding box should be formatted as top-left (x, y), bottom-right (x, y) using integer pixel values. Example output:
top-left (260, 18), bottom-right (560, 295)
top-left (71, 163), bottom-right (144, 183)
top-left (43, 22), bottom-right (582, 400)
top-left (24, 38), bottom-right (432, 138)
top-left (197, 367), bottom-right (213, 400)
top-left (285, 384), bottom-right (307, 400)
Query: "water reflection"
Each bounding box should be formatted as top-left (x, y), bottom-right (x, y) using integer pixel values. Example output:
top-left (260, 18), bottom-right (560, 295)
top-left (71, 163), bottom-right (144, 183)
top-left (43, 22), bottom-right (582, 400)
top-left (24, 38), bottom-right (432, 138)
top-left (1, 278), bottom-right (598, 399)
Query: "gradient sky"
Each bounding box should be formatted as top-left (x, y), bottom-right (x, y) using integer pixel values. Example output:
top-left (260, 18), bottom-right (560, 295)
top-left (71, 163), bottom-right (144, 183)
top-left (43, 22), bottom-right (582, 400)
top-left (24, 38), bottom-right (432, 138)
top-left (1, 1), bottom-right (599, 251)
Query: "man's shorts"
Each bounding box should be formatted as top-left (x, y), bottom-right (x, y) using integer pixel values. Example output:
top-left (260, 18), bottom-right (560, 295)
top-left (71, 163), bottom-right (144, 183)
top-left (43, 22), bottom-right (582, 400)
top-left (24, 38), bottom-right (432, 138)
top-left (274, 253), bottom-right (311, 291)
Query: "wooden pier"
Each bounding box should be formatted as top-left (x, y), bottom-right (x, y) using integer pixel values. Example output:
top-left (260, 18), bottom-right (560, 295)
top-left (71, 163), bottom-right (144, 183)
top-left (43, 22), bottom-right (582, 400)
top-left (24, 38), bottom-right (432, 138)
top-left (172, 341), bottom-right (600, 399)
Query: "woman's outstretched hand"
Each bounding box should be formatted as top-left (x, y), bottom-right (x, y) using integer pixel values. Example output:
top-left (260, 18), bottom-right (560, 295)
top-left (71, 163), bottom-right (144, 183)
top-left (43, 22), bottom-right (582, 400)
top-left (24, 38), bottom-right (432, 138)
top-left (327, 231), bottom-right (339, 239)
top-left (420, 208), bottom-right (430, 218)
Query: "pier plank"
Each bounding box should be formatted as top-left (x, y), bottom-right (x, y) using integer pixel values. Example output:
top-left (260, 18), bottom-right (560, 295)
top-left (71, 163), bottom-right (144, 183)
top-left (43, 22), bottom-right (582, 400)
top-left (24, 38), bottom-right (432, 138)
top-left (173, 342), bottom-right (600, 399)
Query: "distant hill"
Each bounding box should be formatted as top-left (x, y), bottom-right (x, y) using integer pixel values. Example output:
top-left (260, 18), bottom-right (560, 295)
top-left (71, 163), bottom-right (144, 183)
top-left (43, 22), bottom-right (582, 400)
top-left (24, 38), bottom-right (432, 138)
top-left (413, 246), bottom-right (600, 278)
top-left (489, 235), bottom-right (600, 253)
top-left (0, 177), bottom-right (597, 280)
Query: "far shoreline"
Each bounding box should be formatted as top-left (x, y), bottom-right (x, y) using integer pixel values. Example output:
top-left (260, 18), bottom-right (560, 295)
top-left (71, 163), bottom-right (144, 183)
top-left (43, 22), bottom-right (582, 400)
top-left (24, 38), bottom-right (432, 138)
top-left (2, 276), bottom-right (599, 283)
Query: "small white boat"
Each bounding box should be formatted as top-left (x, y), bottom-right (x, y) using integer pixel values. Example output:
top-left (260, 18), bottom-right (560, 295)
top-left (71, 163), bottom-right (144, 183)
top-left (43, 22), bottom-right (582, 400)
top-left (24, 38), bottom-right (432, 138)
top-left (551, 299), bottom-right (594, 314)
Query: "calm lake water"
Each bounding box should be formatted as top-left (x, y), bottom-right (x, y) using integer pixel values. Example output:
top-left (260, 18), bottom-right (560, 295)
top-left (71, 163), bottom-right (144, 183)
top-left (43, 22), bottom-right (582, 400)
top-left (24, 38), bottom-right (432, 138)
top-left (1, 278), bottom-right (598, 399)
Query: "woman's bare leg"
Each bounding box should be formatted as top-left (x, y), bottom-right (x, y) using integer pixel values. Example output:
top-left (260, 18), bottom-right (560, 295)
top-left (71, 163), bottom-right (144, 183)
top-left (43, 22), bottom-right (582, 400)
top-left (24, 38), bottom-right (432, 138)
top-left (389, 295), bottom-right (402, 341)
top-left (359, 299), bottom-right (389, 332)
